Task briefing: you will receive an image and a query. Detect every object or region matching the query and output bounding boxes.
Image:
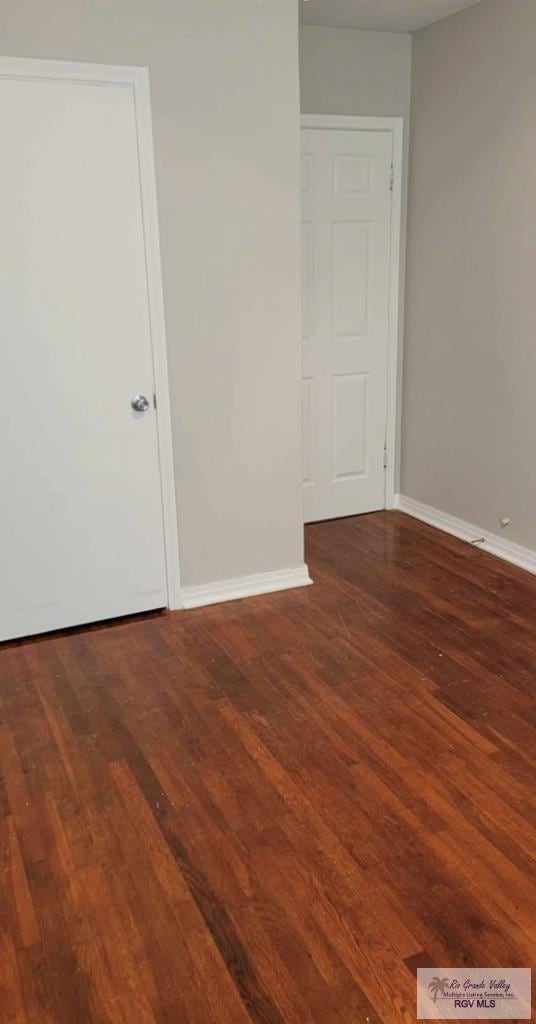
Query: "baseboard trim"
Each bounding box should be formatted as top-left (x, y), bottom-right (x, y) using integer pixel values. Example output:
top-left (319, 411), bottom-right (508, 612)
top-left (181, 564), bottom-right (313, 610)
top-left (395, 494), bottom-right (536, 576)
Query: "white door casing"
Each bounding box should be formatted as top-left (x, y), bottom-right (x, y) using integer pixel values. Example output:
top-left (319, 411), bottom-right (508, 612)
top-left (301, 117), bottom-right (402, 523)
top-left (0, 57), bottom-right (181, 642)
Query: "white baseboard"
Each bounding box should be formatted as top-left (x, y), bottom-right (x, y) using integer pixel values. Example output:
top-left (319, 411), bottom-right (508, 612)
top-left (181, 564), bottom-right (313, 610)
top-left (395, 494), bottom-right (536, 576)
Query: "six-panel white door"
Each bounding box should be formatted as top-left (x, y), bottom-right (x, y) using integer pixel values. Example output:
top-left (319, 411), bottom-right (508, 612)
top-left (301, 127), bottom-right (393, 522)
top-left (0, 71), bottom-right (168, 641)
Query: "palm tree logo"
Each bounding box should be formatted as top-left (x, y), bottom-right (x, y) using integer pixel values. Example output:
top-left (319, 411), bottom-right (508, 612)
top-left (428, 977), bottom-right (450, 1003)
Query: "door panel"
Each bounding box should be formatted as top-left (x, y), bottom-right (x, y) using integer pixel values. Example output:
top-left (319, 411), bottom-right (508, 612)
top-left (332, 373), bottom-right (368, 480)
top-left (301, 128), bottom-right (392, 523)
top-left (0, 74), bottom-right (167, 641)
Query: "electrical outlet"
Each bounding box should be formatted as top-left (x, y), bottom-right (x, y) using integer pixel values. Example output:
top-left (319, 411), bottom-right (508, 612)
top-left (499, 516), bottom-right (511, 529)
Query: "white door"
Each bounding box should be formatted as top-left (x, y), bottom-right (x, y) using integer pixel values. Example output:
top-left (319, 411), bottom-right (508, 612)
top-left (0, 69), bottom-right (169, 642)
top-left (301, 127), bottom-right (393, 522)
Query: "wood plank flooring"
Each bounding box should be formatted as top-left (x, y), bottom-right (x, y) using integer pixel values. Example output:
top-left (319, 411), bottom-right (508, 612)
top-left (0, 511), bottom-right (535, 1023)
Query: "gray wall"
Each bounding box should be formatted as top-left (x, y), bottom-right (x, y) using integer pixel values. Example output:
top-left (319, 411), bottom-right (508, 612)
top-left (0, 0), bottom-right (304, 588)
top-left (403, 0), bottom-right (536, 548)
top-left (299, 25), bottom-right (412, 488)
top-left (300, 24), bottom-right (411, 118)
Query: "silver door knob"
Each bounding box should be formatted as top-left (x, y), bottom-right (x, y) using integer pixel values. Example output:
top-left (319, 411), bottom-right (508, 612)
top-left (131, 394), bottom-right (150, 413)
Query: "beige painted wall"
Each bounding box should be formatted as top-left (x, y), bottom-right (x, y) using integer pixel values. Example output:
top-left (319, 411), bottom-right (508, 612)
top-left (299, 25), bottom-right (412, 487)
top-left (0, 0), bottom-right (304, 588)
top-left (403, 0), bottom-right (536, 548)
top-left (300, 24), bottom-right (411, 119)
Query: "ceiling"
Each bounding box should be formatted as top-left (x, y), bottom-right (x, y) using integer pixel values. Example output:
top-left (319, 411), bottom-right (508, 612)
top-left (299, 0), bottom-right (484, 33)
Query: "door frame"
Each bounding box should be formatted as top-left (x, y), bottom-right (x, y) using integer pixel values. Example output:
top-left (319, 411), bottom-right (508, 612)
top-left (0, 55), bottom-right (182, 609)
top-left (300, 114), bottom-right (404, 511)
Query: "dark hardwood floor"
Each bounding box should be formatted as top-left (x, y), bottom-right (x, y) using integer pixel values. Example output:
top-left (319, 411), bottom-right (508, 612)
top-left (1, 511), bottom-right (535, 1023)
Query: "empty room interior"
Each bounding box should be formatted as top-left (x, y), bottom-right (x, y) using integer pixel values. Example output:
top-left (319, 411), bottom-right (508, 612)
top-left (0, 0), bottom-right (535, 1021)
